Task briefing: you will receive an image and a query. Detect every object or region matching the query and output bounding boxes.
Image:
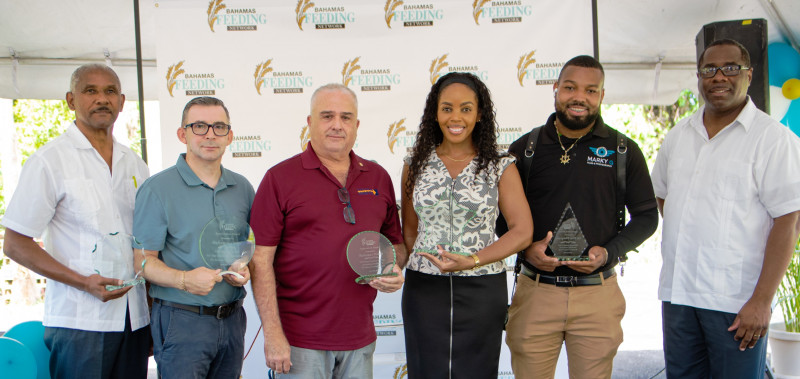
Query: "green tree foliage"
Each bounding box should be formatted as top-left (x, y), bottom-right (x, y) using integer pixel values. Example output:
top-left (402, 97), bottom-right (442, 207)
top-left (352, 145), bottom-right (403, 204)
top-left (13, 99), bottom-right (73, 165)
top-left (602, 90), bottom-right (700, 166)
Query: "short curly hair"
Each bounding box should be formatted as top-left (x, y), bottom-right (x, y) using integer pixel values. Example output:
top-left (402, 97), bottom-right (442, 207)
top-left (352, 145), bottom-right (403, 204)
top-left (404, 72), bottom-right (501, 197)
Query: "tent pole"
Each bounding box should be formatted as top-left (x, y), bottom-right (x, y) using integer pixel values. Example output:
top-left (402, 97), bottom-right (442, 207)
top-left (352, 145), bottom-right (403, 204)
top-left (592, 0), bottom-right (599, 60)
top-left (134, 0), bottom-right (148, 164)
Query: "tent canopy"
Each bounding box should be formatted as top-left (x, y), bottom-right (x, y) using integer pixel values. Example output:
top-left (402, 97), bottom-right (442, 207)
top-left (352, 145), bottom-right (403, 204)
top-left (0, 0), bottom-right (797, 104)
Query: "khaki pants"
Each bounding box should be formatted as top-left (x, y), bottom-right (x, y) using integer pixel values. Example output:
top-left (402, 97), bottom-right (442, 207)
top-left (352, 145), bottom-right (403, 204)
top-left (505, 273), bottom-right (625, 379)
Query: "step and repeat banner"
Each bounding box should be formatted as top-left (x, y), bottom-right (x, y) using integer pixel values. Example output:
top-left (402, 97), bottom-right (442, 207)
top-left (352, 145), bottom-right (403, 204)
top-left (154, 1), bottom-right (591, 377)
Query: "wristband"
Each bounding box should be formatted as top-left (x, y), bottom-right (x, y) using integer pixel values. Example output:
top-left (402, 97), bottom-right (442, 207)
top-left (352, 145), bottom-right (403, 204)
top-left (472, 254), bottom-right (481, 269)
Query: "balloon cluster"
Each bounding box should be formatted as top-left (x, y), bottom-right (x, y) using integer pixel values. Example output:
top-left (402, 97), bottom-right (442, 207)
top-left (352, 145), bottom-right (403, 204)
top-left (768, 42), bottom-right (800, 136)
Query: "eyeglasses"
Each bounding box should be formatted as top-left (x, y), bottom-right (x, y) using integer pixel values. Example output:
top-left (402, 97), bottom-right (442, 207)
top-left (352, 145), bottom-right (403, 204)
top-left (698, 65), bottom-right (750, 79)
top-left (338, 187), bottom-right (356, 224)
top-left (184, 122), bottom-right (231, 136)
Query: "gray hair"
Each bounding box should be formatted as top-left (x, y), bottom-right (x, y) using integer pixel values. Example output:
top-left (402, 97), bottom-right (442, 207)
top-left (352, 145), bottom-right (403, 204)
top-left (181, 96), bottom-right (231, 126)
top-left (69, 64), bottom-right (121, 93)
top-left (310, 83), bottom-right (358, 113)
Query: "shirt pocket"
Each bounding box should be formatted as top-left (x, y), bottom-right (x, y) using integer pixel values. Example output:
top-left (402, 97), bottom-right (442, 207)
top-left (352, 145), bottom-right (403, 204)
top-left (694, 247), bottom-right (743, 296)
top-left (715, 162), bottom-right (750, 201)
top-left (64, 179), bottom-right (101, 230)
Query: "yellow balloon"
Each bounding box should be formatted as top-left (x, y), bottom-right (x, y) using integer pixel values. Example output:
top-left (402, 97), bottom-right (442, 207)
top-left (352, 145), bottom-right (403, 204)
top-left (783, 78), bottom-right (800, 100)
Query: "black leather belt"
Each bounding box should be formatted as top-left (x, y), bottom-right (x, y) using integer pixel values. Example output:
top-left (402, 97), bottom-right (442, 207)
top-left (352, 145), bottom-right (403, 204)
top-left (154, 298), bottom-right (242, 319)
top-left (520, 265), bottom-right (615, 287)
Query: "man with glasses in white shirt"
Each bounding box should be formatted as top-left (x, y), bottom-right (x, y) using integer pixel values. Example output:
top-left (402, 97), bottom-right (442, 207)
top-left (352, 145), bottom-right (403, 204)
top-left (653, 38), bottom-right (800, 378)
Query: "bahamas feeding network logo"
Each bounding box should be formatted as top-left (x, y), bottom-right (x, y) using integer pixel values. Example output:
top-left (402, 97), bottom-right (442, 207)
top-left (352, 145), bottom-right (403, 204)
top-left (384, 0), bottom-right (443, 28)
top-left (296, 0), bottom-right (354, 30)
top-left (429, 53), bottom-right (489, 85)
top-left (207, 0), bottom-right (267, 32)
top-left (472, 0), bottom-right (532, 25)
top-left (165, 61), bottom-right (225, 97)
top-left (341, 57), bottom-right (400, 92)
top-left (517, 50), bottom-right (562, 86)
top-left (254, 59), bottom-right (313, 94)
top-left (229, 135), bottom-right (271, 158)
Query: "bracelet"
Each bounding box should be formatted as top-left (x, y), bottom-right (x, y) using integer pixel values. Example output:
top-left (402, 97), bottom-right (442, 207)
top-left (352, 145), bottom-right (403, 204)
top-left (472, 254), bottom-right (481, 269)
top-left (179, 271), bottom-right (187, 291)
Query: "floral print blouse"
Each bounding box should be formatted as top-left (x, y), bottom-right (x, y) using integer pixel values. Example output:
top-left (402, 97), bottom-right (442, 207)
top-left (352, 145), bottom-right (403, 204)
top-left (405, 151), bottom-right (515, 276)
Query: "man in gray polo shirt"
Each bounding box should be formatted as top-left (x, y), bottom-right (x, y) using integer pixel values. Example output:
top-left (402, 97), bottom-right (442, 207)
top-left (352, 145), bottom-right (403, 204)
top-left (133, 96), bottom-right (255, 378)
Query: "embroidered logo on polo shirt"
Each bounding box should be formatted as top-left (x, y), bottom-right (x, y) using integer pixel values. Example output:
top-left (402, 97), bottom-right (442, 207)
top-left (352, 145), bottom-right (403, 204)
top-left (356, 189), bottom-right (379, 196)
top-left (587, 146), bottom-right (615, 168)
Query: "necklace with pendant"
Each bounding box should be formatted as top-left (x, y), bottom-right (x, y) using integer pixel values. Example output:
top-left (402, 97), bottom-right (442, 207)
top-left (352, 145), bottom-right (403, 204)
top-left (555, 120), bottom-right (589, 164)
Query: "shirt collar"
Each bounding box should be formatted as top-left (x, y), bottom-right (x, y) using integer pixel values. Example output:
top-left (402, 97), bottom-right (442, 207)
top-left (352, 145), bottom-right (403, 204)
top-left (300, 143), bottom-right (369, 173)
top-left (65, 121), bottom-right (128, 166)
top-left (175, 153), bottom-right (237, 189)
top-left (691, 96), bottom-right (756, 137)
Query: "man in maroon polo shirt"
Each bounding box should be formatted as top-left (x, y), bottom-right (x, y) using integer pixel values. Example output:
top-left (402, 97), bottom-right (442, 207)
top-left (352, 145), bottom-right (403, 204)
top-left (250, 83), bottom-right (406, 378)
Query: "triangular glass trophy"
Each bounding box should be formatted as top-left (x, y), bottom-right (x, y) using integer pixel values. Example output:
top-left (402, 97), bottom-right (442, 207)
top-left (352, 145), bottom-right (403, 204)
top-left (549, 203), bottom-right (589, 261)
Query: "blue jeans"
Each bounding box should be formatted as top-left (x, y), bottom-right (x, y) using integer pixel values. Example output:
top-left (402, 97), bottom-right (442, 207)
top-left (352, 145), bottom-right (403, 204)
top-left (151, 300), bottom-right (246, 379)
top-left (276, 342), bottom-right (376, 379)
top-left (662, 302), bottom-right (767, 379)
top-left (43, 308), bottom-right (150, 379)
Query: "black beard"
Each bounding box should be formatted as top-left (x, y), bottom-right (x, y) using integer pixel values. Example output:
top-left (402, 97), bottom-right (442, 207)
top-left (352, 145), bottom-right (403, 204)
top-left (555, 108), bottom-right (600, 131)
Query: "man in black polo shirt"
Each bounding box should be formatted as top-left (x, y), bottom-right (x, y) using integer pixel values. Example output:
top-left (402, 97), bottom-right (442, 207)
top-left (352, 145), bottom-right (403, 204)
top-left (501, 55), bottom-right (658, 378)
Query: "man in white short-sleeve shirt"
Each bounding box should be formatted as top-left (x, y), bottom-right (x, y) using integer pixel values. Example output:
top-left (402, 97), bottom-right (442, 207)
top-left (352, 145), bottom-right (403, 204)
top-left (652, 39), bottom-right (800, 378)
top-left (1, 64), bottom-right (151, 379)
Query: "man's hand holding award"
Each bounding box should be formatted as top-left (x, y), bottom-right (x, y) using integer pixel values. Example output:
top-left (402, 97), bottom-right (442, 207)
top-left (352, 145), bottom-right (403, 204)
top-left (91, 232), bottom-right (147, 291)
top-left (199, 216), bottom-right (255, 281)
top-left (346, 231), bottom-right (398, 284)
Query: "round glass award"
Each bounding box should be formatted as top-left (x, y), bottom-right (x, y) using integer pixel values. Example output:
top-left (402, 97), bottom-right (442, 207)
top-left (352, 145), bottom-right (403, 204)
top-left (198, 217), bottom-right (255, 279)
top-left (346, 231), bottom-right (397, 284)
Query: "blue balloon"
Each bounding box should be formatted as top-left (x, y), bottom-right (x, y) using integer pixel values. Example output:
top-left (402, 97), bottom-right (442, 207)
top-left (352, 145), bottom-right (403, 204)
top-left (0, 337), bottom-right (37, 379)
top-left (768, 43), bottom-right (800, 87)
top-left (782, 100), bottom-right (800, 137)
top-left (4, 321), bottom-right (50, 379)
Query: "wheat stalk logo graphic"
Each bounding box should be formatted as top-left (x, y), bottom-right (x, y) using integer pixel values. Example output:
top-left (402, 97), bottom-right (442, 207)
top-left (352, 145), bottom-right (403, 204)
top-left (384, 0), bottom-right (404, 28)
top-left (429, 54), bottom-right (449, 85)
top-left (166, 61), bottom-right (185, 97)
top-left (341, 57), bottom-right (361, 87)
top-left (517, 50), bottom-right (536, 86)
top-left (387, 118), bottom-right (406, 154)
top-left (207, 0), bottom-right (226, 32)
top-left (472, 0), bottom-right (490, 25)
top-left (296, 0), bottom-right (315, 30)
top-left (254, 60), bottom-right (274, 95)
top-left (300, 125), bottom-right (311, 151)
top-left (393, 364), bottom-right (408, 379)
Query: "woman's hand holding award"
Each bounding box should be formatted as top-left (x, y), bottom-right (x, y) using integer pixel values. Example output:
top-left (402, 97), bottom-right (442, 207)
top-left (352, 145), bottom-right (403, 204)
top-left (346, 231), bottom-right (398, 284)
top-left (199, 217), bottom-right (255, 279)
top-left (91, 232), bottom-right (147, 291)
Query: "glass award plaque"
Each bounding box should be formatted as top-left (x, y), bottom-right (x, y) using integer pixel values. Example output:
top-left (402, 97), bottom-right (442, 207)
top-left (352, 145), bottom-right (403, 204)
top-left (346, 231), bottom-right (397, 284)
top-left (198, 217), bottom-right (255, 279)
top-left (91, 232), bottom-right (146, 291)
top-left (431, 243), bottom-right (472, 258)
top-left (549, 203), bottom-right (589, 261)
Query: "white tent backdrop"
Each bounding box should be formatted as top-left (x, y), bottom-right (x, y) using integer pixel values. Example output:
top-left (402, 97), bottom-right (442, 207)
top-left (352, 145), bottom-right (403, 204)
top-left (1, 0), bottom-right (798, 104)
